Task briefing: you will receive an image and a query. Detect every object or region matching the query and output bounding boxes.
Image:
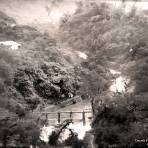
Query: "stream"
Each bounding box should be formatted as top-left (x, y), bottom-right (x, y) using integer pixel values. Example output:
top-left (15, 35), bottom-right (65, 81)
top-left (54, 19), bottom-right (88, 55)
top-left (40, 99), bottom-right (92, 142)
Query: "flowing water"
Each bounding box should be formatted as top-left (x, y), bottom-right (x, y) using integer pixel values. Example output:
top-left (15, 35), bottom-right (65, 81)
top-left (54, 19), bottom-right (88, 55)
top-left (40, 99), bottom-right (92, 142)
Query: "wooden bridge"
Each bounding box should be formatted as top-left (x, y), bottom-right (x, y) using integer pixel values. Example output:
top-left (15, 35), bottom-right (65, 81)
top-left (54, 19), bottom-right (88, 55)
top-left (40, 109), bottom-right (92, 126)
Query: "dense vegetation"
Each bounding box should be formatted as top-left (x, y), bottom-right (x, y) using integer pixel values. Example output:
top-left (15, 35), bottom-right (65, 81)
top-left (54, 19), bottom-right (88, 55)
top-left (60, 2), bottom-right (148, 148)
top-left (0, 11), bottom-right (81, 147)
top-left (1, 1), bottom-right (148, 147)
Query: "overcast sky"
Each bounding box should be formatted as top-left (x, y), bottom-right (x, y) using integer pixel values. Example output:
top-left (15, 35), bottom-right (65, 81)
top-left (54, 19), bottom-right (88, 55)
top-left (0, 0), bottom-right (147, 32)
top-left (0, 0), bottom-right (78, 32)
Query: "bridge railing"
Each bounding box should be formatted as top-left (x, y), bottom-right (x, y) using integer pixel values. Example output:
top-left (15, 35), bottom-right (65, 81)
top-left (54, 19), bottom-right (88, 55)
top-left (40, 110), bottom-right (92, 126)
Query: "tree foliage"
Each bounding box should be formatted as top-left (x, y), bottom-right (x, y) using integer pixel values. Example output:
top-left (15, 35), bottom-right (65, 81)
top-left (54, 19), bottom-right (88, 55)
top-left (60, 1), bottom-right (148, 147)
top-left (0, 10), bottom-right (81, 146)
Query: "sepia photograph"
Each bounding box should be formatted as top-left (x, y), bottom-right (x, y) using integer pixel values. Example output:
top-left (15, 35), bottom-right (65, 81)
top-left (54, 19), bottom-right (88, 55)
top-left (0, 0), bottom-right (148, 147)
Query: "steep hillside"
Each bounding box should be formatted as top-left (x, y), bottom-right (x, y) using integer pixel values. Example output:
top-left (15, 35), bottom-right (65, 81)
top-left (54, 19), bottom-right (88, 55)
top-left (0, 11), bottom-right (81, 147)
top-left (60, 2), bottom-right (148, 147)
top-left (1, 1), bottom-right (148, 147)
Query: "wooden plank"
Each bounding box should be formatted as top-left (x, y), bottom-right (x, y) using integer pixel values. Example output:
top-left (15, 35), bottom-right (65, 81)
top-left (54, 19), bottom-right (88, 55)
top-left (40, 111), bottom-right (92, 114)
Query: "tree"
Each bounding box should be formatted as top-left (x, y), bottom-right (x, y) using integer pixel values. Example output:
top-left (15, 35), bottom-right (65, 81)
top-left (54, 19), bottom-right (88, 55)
top-left (0, 108), bottom-right (40, 147)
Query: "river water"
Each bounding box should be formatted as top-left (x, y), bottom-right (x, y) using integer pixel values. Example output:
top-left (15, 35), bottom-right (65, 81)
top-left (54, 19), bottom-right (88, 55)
top-left (40, 99), bottom-right (92, 142)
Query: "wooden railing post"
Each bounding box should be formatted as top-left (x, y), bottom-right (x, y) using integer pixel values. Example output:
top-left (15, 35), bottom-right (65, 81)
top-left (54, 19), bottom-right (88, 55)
top-left (45, 113), bottom-right (48, 125)
top-left (82, 111), bottom-right (86, 126)
top-left (58, 112), bottom-right (61, 124)
top-left (70, 111), bottom-right (73, 122)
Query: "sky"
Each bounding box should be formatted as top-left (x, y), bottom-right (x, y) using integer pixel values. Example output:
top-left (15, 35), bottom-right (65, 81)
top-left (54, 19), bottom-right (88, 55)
top-left (0, 0), bottom-right (148, 33)
top-left (0, 0), bottom-right (78, 32)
